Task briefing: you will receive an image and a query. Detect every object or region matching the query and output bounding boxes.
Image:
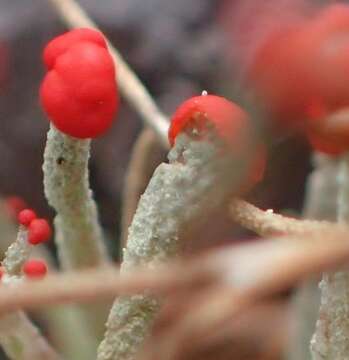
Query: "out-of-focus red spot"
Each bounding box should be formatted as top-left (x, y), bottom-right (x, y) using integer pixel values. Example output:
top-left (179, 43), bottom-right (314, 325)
top-left (306, 99), bottom-right (328, 121)
top-left (221, 1), bottom-right (349, 154)
top-left (168, 94), bottom-right (267, 192)
top-left (5, 196), bottom-right (28, 220)
top-left (0, 41), bottom-right (9, 93)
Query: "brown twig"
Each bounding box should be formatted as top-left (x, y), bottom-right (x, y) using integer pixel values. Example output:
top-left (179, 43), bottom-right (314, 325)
top-left (142, 296), bottom-right (287, 360)
top-left (0, 230), bottom-right (348, 314)
top-left (120, 129), bottom-right (165, 248)
top-left (137, 226), bottom-right (349, 360)
top-left (0, 265), bottom-right (210, 314)
top-left (230, 198), bottom-right (338, 237)
top-left (141, 230), bottom-right (349, 360)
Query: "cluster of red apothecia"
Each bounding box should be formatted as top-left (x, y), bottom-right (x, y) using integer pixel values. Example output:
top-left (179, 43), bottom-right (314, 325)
top-left (18, 209), bottom-right (51, 245)
top-left (39, 5), bottom-right (349, 198)
top-left (0, 259), bottom-right (47, 280)
top-left (0, 206), bottom-right (50, 280)
top-left (18, 208), bottom-right (50, 278)
top-left (40, 29), bottom-right (265, 191)
top-left (245, 4), bottom-right (349, 155)
top-left (168, 95), bottom-right (266, 191)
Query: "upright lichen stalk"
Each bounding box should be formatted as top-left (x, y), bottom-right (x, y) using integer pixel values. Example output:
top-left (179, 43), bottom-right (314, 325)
top-left (98, 114), bottom-right (259, 360)
top-left (40, 28), bottom-right (118, 270)
top-left (3, 227), bottom-right (31, 276)
top-left (43, 126), bottom-right (107, 269)
top-left (97, 94), bottom-right (264, 360)
top-left (287, 154), bottom-right (338, 360)
top-left (311, 153), bottom-right (349, 359)
top-left (0, 226), bottom-right (60, 360)
top-left (39, 27), bottom-right (118, 348)
top-left (43, 125), bottom-right (111, 348)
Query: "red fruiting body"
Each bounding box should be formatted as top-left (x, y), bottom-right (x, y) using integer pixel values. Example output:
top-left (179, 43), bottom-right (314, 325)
top-left (23, 259), bottom-right (47, 278)
top-left (28, 219), bottom-right (52, 245)
top-left (0, 266), bottom-right (4, 280)
top-left (169, 95), bottom-right (250, 147)
top-left (307, 131), bottom-right (344, 156)
top-left (40, 28), bottom-right (118, 139)
top-left (246, 4), bottom-right (349, 151)
top-left (18, 209), bottom-right (37, 227)
top-left (43, 28), bottom-right (107, 70)
top-left (306, 107), bottom-right (349, 156)
top-left (168, 94), bottom-right (266, 189)
top-left (0, 41), bottom-right (9, 93)
top-left (246, 26), bottom-right (312, 130)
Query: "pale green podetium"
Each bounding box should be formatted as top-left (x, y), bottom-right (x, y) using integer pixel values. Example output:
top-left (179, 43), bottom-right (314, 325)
top-left (98, 127), bottom-right (253, 360)
top-left (43, 125), bottom-right (110, 348)
top-left (2, 226), bottom-right (31, 276)
top-left (0, 312), bottom-right (61, 360)
top-left (311, 153), bottom-right (349, 360)
top-left (0, 227), bottom-right (61, 360)
top-left (43, 125), bottom-right (108, 270)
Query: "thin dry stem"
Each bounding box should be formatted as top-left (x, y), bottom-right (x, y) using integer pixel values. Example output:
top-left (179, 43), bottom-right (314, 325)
top-left (141, 299), bottom-right (287, 360)
top-left (0, 230), bottom-right (348, 314)
top-left (47, 0), bottom-right (169, 147)
top-left (141, 231), bottom-right (349, 360)
top-left (121, 129), bottom-right (164, 248)
top-left (230, 198), bottom-right (338, 237)
top-left (0, 265), bottom-right (209, 314)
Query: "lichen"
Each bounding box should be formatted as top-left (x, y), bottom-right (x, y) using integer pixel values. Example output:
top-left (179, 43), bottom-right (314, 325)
top-left (43, 125), bottom-right (111, 341)
top-left (311, 272), bottom-right (349, 359)
top-left (0, 312), bottom-right (61, 360)
top-left (2, 227), bottom-right (30, 276)
top-left (43, 125), bottom-right (108, 269)
top-left (98, 132), bottom-right (249, 360)
top-left (311, 154), bottom-right (349, 359)
top-left (0, 220), bottom-right (61, 360)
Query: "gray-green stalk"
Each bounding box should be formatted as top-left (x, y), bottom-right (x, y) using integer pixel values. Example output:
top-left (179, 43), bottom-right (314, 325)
top-left (0, 227), bottom-right (61, 360)
top-left (98, 129), bottom-right (254, 360)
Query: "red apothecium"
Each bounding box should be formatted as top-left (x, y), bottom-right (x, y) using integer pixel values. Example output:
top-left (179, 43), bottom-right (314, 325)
top-left (23, 259), bottom-right (47, 278)
top-left (168, 94), bottom-right (266, 188)
top-left (28, 218), bottom-right (52, 245)
top-left (40, 28), bottom-right (118, 138)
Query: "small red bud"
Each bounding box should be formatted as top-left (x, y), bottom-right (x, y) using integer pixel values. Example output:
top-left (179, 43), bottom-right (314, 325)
top-left (28, 219), bottom-right (52, 245)
top-left (23, 259), bottom-right (47, 278)
top-left (18, 209), bottom-right (37, 227)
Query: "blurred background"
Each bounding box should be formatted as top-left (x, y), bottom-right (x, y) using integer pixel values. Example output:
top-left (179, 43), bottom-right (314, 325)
top-left (0, 1), bottom-right (340, 359)
top-left (0, 0), bottom-right (314, 259)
